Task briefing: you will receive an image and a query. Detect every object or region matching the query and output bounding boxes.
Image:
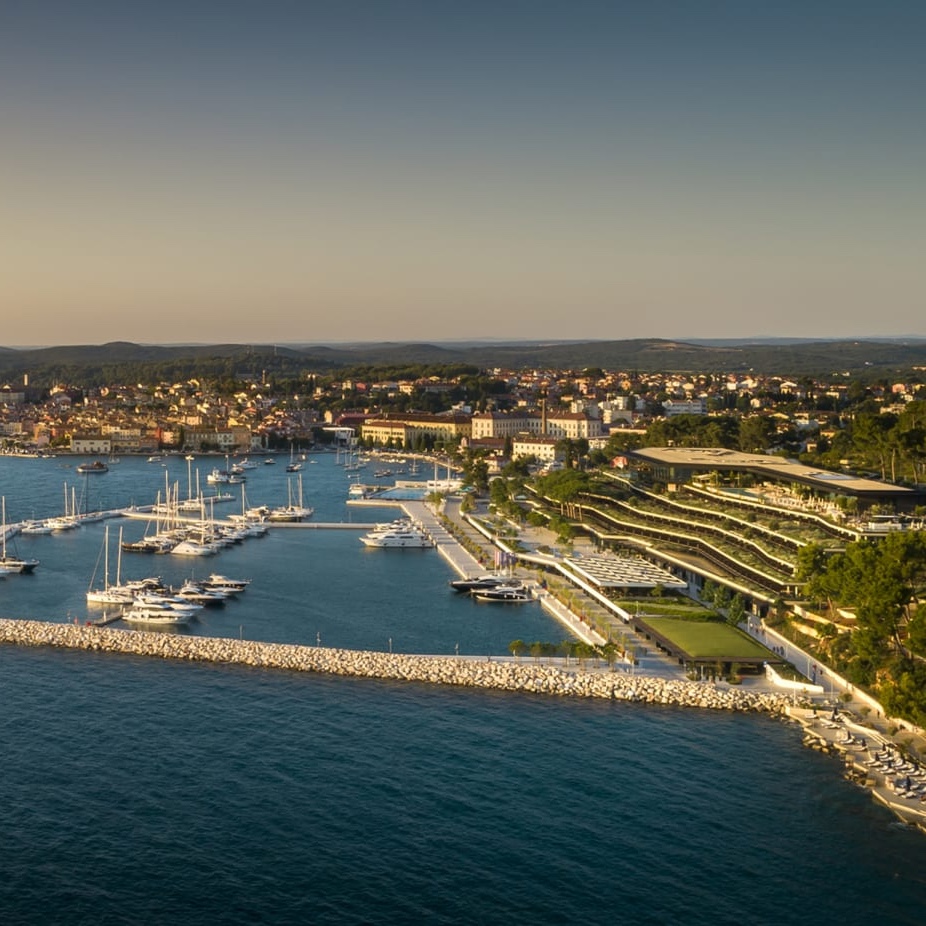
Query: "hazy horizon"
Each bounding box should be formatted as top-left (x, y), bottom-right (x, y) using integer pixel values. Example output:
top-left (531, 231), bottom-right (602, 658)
top-left (2, 1), bottom-right (924, 344)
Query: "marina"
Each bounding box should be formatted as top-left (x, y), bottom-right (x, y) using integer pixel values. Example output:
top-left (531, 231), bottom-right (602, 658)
top-left (3, 452), bottom-right (926, 924)
top-left (0, 452), bottom-right (560, 655)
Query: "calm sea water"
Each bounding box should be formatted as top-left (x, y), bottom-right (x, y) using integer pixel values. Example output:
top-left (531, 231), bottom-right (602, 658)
top-left (2, 453), bottom-right (926, 925)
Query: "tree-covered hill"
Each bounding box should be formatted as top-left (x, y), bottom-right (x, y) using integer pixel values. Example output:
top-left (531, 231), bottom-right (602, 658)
top-left (2, 337), bottom-right (926, 385)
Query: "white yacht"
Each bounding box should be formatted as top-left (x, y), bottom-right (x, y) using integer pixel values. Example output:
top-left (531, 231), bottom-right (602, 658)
top-left (360, 520), bottom-right (433, 549)
top-left (121, 603), bottom-right (194, 626)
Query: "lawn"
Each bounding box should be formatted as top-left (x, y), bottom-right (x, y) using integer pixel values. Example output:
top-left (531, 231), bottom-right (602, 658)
top-left (642, 617), bottom-right (775, 660)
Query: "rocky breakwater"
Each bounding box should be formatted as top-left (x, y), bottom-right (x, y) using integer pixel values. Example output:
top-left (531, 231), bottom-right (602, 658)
top-left (0, 619), bottom-right (793, 713)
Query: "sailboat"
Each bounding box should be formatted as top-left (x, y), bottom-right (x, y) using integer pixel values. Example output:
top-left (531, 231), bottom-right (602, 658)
top-left (87, 525), bottom-right (134, 604)
top-left (44, 483), bottom-right (79, 531)
top-left (266, 474), bottom-right (314, 521)
top-left (286, 443), bottom-right (302, 472)
top-left (0, 497), bottom-right (40, 574)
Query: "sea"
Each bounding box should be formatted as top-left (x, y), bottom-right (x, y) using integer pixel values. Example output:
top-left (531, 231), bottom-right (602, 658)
top-left (1, 452), bottom-right (926, 925)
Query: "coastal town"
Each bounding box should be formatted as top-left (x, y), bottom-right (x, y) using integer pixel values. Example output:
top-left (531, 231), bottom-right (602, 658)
top-left (2, 352), bottom-right (926, 831)
top-left (2, 361), bottom-right (925, 472)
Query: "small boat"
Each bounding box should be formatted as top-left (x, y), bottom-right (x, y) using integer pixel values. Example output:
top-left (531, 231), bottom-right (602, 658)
top-left (76, 460), bottom-right (109, 474)
top-left (285, 444), bottom-right (302, 472)
top-left (147, 455), bottom-right (165, 463)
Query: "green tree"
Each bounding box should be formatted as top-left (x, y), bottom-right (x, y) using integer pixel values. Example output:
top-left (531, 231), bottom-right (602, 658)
top-left (727, 593), bottom-right (746, 627)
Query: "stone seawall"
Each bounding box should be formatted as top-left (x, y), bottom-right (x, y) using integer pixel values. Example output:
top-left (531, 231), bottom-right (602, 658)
top-left (0, 619), bottom-right (793, 713)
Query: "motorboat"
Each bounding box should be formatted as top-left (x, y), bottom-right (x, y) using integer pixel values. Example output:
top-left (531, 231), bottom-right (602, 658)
top-left (202, 573), bottom-right (250, 594)
top-left (121, 602), bottom-right (194, 626)
top-left (170, 536), bottom-right (219, 556)
top-left (174, 581), bottom-right (228, 606)
top-left (76, 460), bottom-right (109, 474)
top-left (133, 592), bottom-right (203, 614)
top-left (449, 575), bottom-right (519, 593)
top-left (472, 585), bottom-right (532, 603)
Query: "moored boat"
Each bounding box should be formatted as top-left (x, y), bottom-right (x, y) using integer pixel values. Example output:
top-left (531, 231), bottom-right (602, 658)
top-left (360, 519), bottom-right (433, 549)
top-left (472, 585), bottom-right (532, 603)
top-left (0, 497), bottom-right (40, 574)
top-left (449, 575), bottom-right (518, 593)
top-left (202, 573), bottom-right (251, 594)
top-left (121, 603), bottom-right (194, 625)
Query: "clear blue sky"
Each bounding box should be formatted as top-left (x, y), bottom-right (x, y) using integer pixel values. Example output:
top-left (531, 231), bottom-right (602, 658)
top-left (2, 0), bottom-right (923, 345)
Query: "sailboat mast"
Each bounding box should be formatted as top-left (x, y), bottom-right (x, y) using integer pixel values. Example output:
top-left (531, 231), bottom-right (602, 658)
top-left (103, 523), bottom-right (110, 590)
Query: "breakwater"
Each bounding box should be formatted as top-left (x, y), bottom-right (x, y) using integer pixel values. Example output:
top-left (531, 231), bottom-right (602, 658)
top-left (0, 618), bottom-right (794, 712)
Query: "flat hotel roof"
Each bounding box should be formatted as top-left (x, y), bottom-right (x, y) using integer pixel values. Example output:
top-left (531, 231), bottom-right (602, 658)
top-left (629, 447), bottom-right (914, 496)
top-left (564, 552), bottom-right (688, 589)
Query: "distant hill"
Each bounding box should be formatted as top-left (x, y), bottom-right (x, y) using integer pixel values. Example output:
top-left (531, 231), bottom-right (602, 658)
top-left (2, 338), bottom-right (926, 384)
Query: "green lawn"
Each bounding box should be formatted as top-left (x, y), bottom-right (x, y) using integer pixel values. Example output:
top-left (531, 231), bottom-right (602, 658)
top-left (642, 617), bottom-right (774, 660)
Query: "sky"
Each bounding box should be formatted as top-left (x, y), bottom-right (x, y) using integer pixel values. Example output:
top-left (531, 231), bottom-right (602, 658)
top-left (1, 0), bottom-right (924, 347)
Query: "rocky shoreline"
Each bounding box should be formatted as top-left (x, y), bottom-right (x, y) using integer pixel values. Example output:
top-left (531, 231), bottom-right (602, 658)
top-left (0, 618), bottom-right (797, 712)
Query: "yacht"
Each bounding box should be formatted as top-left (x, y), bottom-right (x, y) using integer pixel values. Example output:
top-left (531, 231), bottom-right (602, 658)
top-left (121, 602), bottom-right (194, 626)
top-left (472, 585), bottom-right (532, 603)
top-left (174, 581), bottom-right (228, 606)
top-left (170, 535), bottom-right (219, 557)
top-left (360, 520), bottom-right (433, 549)
top-left (449, 575), bottom-right (518, 593)
top-left (202, 573), bottom-right (251, 594)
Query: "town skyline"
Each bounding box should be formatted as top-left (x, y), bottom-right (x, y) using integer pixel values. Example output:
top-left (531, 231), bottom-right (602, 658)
top-left (3, 1), bottom-right (924, 345)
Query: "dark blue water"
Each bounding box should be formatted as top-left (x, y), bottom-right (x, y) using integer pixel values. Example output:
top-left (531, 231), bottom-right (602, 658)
top-left (2, 454), bottom-right (926, 924)
top-left (0, 453), bottom-right (558, 653)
